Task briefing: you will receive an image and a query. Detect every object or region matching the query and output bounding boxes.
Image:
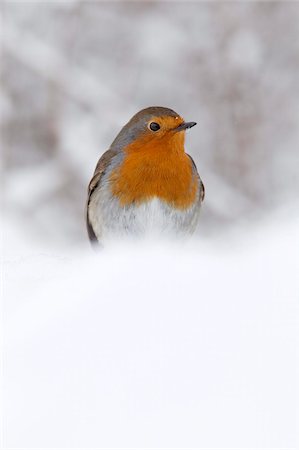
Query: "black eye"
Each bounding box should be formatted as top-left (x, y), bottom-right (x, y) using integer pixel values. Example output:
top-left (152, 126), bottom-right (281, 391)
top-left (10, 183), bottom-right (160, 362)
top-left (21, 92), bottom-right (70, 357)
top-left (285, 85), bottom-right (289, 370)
top-left (149, 122), bottom-right (160, 132)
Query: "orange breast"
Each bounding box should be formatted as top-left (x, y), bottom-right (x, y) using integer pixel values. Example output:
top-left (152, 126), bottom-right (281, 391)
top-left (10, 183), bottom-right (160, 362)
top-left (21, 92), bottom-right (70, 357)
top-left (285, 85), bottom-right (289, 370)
top-left (110, 136), bottom-right (198, 209)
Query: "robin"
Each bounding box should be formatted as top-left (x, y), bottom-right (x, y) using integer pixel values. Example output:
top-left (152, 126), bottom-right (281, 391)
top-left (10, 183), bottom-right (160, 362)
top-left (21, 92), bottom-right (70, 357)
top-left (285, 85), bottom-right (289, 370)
top-left (86, 106), bottom-right (205, 244)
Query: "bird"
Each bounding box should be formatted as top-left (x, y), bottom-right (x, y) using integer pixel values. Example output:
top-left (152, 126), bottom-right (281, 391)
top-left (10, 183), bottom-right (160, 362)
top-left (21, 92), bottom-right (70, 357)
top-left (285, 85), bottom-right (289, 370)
top-left (86, 106), bottom-right (205, 245)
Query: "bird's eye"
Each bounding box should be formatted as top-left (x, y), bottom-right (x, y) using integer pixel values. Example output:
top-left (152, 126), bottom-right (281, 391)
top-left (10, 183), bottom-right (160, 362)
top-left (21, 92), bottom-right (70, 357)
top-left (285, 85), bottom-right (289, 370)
top-left (149, 122), bottom-right (160, 132)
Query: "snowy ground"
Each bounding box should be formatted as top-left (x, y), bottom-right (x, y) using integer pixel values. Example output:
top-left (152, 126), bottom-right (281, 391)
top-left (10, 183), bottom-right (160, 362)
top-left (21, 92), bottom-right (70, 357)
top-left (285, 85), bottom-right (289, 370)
top-left (2, 212), bottom-right (298, 449)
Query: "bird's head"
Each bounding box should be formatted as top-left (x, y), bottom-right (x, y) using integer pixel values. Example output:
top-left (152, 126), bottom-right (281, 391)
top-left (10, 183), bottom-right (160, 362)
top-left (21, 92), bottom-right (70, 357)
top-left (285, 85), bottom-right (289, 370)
top-left (111, 106), bottom-right (196, 155)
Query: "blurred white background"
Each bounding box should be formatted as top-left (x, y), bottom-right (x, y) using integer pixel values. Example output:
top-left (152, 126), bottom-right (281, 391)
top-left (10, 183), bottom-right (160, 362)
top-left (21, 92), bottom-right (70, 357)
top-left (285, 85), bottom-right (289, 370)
top-left (1, 1), bottom-right (298, 448)
top-left (1, 0), bottom-right (299, 246)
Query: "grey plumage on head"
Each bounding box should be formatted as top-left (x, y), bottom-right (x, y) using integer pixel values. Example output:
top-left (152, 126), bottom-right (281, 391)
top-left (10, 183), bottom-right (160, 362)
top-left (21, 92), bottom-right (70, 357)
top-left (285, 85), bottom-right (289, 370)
top-left (110, 106), bottom-right (179, 152)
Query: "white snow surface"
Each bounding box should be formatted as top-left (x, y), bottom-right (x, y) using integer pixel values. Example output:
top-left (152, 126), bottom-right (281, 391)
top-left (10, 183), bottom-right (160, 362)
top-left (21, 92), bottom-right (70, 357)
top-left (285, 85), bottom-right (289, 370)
top-left (2, 215), bottom-right (299, 448)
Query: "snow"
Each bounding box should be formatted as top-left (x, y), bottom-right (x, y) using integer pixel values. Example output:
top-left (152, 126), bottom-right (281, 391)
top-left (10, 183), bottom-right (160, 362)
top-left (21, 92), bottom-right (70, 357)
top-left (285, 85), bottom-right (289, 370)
top-left (3, 214), bottom-right (298, 448)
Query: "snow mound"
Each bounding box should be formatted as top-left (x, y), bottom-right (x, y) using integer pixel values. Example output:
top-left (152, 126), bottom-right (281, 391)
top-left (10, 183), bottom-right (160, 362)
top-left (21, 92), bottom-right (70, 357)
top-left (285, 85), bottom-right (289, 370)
top-left (3, 218), bottom-right (298, 448)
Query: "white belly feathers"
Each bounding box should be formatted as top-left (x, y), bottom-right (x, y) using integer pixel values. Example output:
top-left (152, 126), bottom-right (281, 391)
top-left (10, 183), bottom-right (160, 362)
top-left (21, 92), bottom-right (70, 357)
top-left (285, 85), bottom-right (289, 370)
top-left (88, 184), bottom-right (200, 243)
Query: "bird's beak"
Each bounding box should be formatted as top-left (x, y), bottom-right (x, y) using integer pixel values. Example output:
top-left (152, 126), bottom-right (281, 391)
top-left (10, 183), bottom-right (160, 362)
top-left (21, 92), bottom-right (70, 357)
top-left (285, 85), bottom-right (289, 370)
top-left (175, 121), bottom-right (197, 132)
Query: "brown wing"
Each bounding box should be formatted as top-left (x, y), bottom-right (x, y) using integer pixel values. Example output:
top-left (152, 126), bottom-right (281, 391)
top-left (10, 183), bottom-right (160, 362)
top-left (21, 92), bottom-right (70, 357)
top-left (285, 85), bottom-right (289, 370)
top-left (86, 149), bottom-right (118, 243)
top-left (187, 154), bottom-right (205, 203)
top-left (200, 179), bottom-right (205, 202)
